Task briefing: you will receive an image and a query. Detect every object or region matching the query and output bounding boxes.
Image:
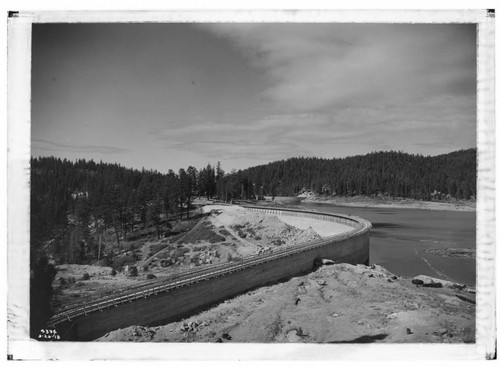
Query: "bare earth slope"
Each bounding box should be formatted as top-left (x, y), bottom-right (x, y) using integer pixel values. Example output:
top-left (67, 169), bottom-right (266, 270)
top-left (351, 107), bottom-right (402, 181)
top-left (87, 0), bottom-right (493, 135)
top-left (98, 263), bottom-right (475, 343)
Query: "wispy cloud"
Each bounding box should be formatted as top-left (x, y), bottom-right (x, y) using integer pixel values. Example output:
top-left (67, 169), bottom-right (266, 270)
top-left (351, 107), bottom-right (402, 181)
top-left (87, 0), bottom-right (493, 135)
top-left (201, 24), bottom-right (475, 113)
top-left (191, 24), bottom-right (476, 159)
top-left (32, 139), bottom-right (130, 154)
top-left (150, 113), bottom-right (326, 161)
top-left (151, 91), bottom-right (475, 160)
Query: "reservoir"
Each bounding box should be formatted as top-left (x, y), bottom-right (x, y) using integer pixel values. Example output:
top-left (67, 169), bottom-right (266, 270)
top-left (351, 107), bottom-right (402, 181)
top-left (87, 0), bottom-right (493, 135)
top-left (294, 202), bottom-right (476, 286)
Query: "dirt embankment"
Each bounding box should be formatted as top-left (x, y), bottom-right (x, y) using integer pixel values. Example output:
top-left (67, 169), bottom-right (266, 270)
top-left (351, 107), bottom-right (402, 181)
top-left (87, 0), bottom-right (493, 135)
top-left (97, 263), bottom-right (475, 343)
top-left (205, 205), bottom-right (323, 255)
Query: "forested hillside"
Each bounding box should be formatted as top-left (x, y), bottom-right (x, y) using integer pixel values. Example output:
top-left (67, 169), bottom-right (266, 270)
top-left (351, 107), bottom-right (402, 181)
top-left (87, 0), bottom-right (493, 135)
top-left (219, 149), bottom-right (476, 201)
top-left (31, 149), bottom-right (476, 262)
top-left (31, 157), bottom-right (223, 264)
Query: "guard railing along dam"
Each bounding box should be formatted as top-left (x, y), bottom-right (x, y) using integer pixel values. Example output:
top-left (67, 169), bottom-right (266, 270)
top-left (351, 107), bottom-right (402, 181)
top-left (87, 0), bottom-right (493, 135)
top-left (49, 206), bottom-right (371, 340)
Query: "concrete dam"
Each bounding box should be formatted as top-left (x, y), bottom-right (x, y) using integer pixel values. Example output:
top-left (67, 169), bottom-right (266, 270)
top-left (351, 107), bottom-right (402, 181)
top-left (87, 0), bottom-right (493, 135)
top-left (49, 206), bottom-right (372, 341)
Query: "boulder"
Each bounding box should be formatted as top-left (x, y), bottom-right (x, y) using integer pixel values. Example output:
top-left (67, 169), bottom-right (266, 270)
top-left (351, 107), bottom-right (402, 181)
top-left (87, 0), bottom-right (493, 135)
top-left (413, 275), bottom-right (465, 289)
top-left (402, 300), bottom-right (420, 310)
top-left (319, 259), bottom-right (335, 266)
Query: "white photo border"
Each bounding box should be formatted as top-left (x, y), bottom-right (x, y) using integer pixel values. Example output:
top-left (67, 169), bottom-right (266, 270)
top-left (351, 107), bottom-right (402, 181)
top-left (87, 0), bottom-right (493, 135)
top-left (6, 9), bottom-right (496, 360)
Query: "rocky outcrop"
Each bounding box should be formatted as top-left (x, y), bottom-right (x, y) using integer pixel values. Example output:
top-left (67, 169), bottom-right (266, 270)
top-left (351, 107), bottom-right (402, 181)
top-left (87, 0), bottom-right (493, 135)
top-left (98, 264), bottom-right (475, 343)
top-left (411, 275), bottom-right (470, 291)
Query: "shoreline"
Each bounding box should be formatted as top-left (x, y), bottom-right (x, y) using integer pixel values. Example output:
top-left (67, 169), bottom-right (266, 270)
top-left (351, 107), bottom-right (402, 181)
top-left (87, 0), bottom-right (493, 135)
top-left (301, 196), bottom-right (476, 212)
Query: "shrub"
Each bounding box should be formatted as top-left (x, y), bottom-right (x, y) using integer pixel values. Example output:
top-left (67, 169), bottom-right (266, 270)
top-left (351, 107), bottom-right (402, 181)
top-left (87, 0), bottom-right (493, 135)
top-left (148, 243), bottom-right (170, 257)
top-left (190, 254), bottom-right (200, 264)
top-left (172, 247), bottom-right (189, 261)
top-left (219, 229), bottom-right (231, 236)
top-left (128, 266), bottom-right (138, 277)
top-left (110, 269), bottom-right (117, 276)
top-left (81, 273), bottom-right (90, 281)
top-left (159, 260), bottom-right (171, 267)
top-left (111, 254), bottom-right (136, 271)
top-left (142, 265), bottom-right (149, 272)
top-left (209, 234), bottom-right (225, 243)
top-left (272, 239), bottom-right (284, 246)
top-left (113, 263), bottom-right (123, 272)
top-left (157, 251), bottom-right (172, 260)
top-left (146, 273), bottom-right (156, 280)
top-left (59, 277), bottom-right (67, 286)
top-left (123, 241), bottom-right (143, 252)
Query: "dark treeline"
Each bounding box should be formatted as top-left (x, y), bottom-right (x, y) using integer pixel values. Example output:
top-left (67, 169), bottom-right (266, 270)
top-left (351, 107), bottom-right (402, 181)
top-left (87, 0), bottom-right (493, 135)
top-left (31, 157), bottom-right (225, 265)
top-left (218, 149), bottom-right (477, 201)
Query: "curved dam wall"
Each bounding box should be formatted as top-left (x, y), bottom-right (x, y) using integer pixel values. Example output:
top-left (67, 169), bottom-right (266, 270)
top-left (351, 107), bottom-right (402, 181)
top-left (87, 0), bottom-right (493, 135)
top-left (54, 206), bottom-right (371, 341)
top-left (242, 205), bottom-right (368, 229)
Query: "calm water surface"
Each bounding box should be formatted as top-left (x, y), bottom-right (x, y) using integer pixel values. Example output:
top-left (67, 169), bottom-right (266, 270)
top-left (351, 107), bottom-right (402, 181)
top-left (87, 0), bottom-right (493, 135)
top-left (295, 202), bottom-right (476, 286)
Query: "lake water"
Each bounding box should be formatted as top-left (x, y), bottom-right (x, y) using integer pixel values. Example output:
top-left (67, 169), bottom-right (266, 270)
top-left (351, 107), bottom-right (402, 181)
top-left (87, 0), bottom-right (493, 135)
top-left (293, 202), bottom-right (476, 286)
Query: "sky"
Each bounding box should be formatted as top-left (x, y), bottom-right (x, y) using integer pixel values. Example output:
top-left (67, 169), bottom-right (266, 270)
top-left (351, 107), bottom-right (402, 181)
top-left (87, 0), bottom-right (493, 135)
top-left (31, 23), bottom-right (477, 173)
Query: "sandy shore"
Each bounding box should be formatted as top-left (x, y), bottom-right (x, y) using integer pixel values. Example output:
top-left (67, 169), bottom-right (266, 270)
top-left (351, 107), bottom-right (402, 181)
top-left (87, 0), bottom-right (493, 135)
top-left (302, 195), bottom-right (476, 212)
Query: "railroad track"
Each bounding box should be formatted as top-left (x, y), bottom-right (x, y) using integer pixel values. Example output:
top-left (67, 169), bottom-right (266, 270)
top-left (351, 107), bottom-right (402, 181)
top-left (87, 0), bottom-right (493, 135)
top-left (49, 207), bottom-right (371, 327)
